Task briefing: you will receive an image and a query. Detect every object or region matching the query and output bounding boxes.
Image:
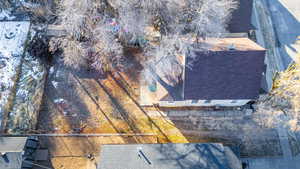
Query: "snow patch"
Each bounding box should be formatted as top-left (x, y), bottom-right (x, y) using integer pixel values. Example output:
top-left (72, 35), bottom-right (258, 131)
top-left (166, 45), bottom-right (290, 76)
top-left (49, 66), bottom-right (54, 74)
top-left (52, 81), bottom-right (59, 88)
top-left (54, 98), bottom-right (65, 104)
top-left (0, 10), bottom-right (16, 20)
top-left (0, 21), bottom-right (30, 120)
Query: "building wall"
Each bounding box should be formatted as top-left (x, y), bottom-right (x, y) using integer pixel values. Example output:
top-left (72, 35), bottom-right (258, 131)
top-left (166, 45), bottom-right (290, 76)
top-left (159, 99), bottom-right (251, 107)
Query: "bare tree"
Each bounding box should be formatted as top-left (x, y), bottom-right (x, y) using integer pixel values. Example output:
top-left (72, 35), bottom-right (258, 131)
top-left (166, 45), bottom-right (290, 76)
top-left (183, 0), bottom-right (238, 40)
top-left (56, 0), bottom-right (239, 76)
top-left (143, 34), bottom-right (188, 86)
top-left (118, 1), bottom-right (150, 46)
top-left (0, 0), bottom-right (55, 22)
top-left (56, 0), bottom-right (93, 71)
top-left (58, 0), bottom-right (94, 40)
top-left (91, 21), bottom-right (124, 72)
top-left (62, 39), bottom-right (88, 69)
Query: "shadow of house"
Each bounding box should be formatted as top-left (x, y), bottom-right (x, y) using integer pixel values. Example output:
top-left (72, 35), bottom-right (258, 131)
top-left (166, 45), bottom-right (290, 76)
top-left (149, 67), bottom-right (184, 101)
top-left (71, 67), bottom-right (107, 79)
top-left (37, 60), bottom-right (99, 134)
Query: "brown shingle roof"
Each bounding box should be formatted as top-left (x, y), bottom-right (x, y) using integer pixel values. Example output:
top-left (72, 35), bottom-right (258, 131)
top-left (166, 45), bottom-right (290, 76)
top-left (184, 38), bottom-right (266, 100)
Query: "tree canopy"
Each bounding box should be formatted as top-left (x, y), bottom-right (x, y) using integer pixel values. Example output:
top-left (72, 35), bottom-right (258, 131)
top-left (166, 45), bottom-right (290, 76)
top-left (57, 0), bottom-right (238, 82)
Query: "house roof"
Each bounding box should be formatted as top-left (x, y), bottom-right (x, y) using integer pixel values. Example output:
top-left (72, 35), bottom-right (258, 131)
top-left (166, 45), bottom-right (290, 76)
top-left (98, 143), bottom-right (234, 169)
top-left (0, 137), bottom-right (27, 153)
top-left (0, 137), bottom-right (39, 169)
top-left (184, 38), bottom-right (266, 100)
top-left (0, 137), bottom-right (27, 169)
top-left (0, 152), bottom-right (23, 169)
top-left (228, 0), bottom-right (254, 33)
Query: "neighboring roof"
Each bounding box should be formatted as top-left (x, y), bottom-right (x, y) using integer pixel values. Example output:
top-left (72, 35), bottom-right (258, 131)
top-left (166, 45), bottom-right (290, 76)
top-left (228, 0), bottom-right (254, 33)
top-left (208, 38), bottom-right (265, 51)
top-left (0, 137), bottom-right (27, 153)
top-left (0, 137), bottom-right (39, 169)
top-left (184, 38), bottom-right (266, 100)
top-left (98, 143), bottom-right (234, 169)
top-left (0, 137), bottom-right (27, 169)
top-left (0, 152), bottom-right (23, 169)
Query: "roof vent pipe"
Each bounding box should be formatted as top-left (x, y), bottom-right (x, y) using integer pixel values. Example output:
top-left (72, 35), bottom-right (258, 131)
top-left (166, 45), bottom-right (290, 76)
top-left (228, 44), bottom-right (236, 51)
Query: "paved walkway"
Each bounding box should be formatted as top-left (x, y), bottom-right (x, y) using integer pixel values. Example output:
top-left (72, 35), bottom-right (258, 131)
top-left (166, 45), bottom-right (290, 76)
top-left (266, 0), bottom-right (300, 66)
top-left (277, 127), bottom-right (292, 159)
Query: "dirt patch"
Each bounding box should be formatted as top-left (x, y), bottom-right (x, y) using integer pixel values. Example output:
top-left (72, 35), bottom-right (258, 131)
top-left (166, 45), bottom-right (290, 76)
top-left (37, 53), bottom-right (188, 144)
top-left (37, 50), bottom-right (283, 165)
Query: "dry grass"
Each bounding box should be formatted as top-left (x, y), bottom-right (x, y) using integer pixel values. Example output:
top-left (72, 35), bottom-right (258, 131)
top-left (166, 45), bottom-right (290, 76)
top-left (255, 54), bottom-right (300, 131)
top-left (38, 59), bottom-right (189, 143)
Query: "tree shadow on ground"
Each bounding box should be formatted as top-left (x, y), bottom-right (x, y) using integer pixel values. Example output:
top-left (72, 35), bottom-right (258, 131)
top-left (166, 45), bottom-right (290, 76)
top-left (109, 71), bottom-right (178, 142)
top-left (37, 64), bottom-right (93, 134)
top-left (93, 73), bottom-right (172, 143)
top-left (38, 56), bottom-right (160, 144)
top-left (155, 143), bottom-right (228, 169)
top-left (72, 74), bottom-right (143, 143)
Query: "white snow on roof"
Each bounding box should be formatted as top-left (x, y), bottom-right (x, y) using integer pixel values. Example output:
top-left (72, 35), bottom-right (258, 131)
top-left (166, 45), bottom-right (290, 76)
top-left (0, 21), bottom-right (30, 126)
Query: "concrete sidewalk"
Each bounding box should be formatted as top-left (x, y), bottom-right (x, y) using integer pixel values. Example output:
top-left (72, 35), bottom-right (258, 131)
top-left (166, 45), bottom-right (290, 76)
top-left (241, 127), bottom-right (300, 169)
top-left (252, 0), bottom-right (283, 91)
top-left (252, 0), bottom-right (300, 91)
top-left (242, 156), bottom-right (300, 169)
top-left (266, 0), bottom-right (300, 66)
